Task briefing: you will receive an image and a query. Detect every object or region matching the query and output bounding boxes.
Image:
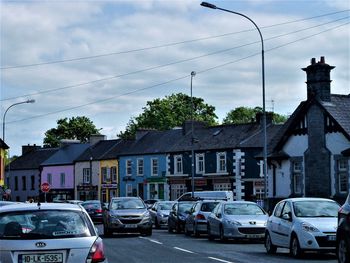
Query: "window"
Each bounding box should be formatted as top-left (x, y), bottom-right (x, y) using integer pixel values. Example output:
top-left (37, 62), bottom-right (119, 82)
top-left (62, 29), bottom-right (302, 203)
top-left (47, 173), bottom-right (52, 185)
top-left (60, 173), bottom-right (65, 187)
top-left (174, 155), bottom-right (183, 174)
top-left (126, 184), bottom-right (133, 197)
top-left (14, 176), bottom-right (18, 191)
top-left (338, 159), bottom-right (348, 193)
top-left (196, 154), bottom-right (205, 174)
top-left (83, 168), bottom-right (91, 184)
top-left (31, 175), bottom-right (35, 190)
top-left (171, 184), bottom-right (186, 200)
top-left (137, 159), bottom-right (144, 176)
top-left (217, 152), bottom-right (226, 173)
top-left (151, 158), bottom-right (158, 176)
top-left (101, 167), bottom-right (107, 182)
top-left (292, 161), bottom-right (303, 194)
top-left (111, 166), bottom-right (117, 183)
top-left (213, 183), bottom-right (231, 191)
top-left (126, 160), bottom-right (132, 176)
top-left (22, 176), bottom-right (26, 190)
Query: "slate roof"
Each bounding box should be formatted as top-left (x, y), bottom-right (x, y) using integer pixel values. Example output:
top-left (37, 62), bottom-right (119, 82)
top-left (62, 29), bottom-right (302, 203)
top-left (41, 143), bottom-right (90, 166)
top-left (75, 139), bottom-right (121, 162)
top-left (0, 138), bottom-right (9, 149)
top-left (8, 147), bottom-right (59, 170)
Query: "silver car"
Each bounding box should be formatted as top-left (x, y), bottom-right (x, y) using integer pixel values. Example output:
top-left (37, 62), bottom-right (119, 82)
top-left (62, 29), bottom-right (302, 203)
top-left (0, 202), bottom-right (107, 263)
top-left (149, 201), bottom-right (175, 228)
top-left (207, 201), bottom-right (268, 241)
top-left (185, 200), bottom-right (219, 237)
top-left (103, 197), bottom-right (152, 236)
top-left (265, 197), bottom-right (339, 258)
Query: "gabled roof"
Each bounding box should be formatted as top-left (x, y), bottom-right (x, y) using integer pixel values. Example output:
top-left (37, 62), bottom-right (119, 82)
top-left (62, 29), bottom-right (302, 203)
top-left (75, 139), bottom-right (121, 162)
top-left (41, 143), bottom-right (90, 166)
top-left (0, 138), bottom-right (9, 149)
top-left (8, 147), bottom-right (59, 170)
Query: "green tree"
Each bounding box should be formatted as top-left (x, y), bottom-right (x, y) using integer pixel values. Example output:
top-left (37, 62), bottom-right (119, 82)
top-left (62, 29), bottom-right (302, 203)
top-left (118, 93), bottom-right (218, 139)
top-left (223, 106), bottom-right (287, 124)
top-left (44, 116), bottom-right (100, 147)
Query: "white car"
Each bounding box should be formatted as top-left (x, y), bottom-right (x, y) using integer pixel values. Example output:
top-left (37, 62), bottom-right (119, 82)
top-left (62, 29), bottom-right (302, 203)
top-left (265, 197), bottom-right (340, 258)
top-left (0, 202), bottom-right (108, 263)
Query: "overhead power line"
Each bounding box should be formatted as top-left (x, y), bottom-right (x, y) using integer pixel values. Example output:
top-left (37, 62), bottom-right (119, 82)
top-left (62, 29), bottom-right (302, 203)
top-left (6, 21), bottom-right (349, 125)
top-left (1, 9), bottom-right (349, 70)
top-left (1, 16), bottom-right (349, 102)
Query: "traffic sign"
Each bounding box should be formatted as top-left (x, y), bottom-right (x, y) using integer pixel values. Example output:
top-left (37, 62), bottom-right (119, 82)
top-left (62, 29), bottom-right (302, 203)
top-left (41, 182), bottom-right (51, 193)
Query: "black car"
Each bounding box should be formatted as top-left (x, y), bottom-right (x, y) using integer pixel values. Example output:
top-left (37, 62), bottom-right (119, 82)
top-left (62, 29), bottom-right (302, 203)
top-left (81, 200), bottom-right (104, 223)
top-left (168, 201), bottom-right (195, 233)
top-left (337, 193), bottom-right (350, 263)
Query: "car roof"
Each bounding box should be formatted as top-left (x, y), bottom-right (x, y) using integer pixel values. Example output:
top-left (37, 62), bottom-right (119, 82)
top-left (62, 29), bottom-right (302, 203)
top-left (0, 202), bottom-right (85, 213)
top-left (280, 197), bottom-right (337, 203)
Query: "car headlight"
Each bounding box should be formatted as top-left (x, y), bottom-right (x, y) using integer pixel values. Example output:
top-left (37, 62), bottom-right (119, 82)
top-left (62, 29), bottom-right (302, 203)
top-left (226, 220), bottom-right (241, 226)
top-left (143, 212), bottom-right (151, 220)
top-left (302, 222), bottom-right (319, 232)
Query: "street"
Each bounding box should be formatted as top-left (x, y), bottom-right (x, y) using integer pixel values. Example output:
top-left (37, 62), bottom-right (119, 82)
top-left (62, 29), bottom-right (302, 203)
top-left (97, 226), bottom-right (337, 263)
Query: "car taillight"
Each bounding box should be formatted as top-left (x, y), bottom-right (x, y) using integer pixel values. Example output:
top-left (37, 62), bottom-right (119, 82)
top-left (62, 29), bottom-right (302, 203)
top-left (86, 237), bottom-right (105, 263)
top-left (96, 209), bottom-right (103, 213)
top-left (195, 214), bottom-right (206, 220)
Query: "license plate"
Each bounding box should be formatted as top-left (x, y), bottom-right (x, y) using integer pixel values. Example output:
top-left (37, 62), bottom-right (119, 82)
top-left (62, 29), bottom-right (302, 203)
top-left (124, 224), bottom-right (137, 228)
top-left (246, 234), bottom-right (263, 238)
top-left (19, 253), bottom-right (63, 263)
top-left (328, 235), bottom-right (336, 241)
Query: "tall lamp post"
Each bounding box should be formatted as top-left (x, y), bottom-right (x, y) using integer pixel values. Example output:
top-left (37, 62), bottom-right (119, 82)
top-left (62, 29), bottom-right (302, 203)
top-left (190, 71), bottom-right (196, 198)
top-left (2, 99), bottom-right (36, 142)
top-left (201, 2), bottom-right (268, 208)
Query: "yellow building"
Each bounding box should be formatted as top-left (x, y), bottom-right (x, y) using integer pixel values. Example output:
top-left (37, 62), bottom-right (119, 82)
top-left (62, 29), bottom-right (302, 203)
top-left (0, 139), bottom-right (9, 189)
top-left (99, 159), bottom-right (119, 203)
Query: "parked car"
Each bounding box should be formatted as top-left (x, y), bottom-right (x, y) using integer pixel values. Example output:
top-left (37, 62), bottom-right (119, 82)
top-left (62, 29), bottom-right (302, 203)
top-left (168, 201), bottom-right (195, 233)
top-left (265, 197), bottom-right (340, 258)
top-left (185, 200), bottom-right (219, 237)
top-left (144, 199), bottom-right (162, 209)
top-left (0, 202), bottom-right (107, 263)
top-left (177, 191), bottom-right (233, 201)
top-left (81, 200), bottom-right (104, 223)
top-left (65, 199), bottom-right (83, 205)
top-left (149, 201), bottom-right (175, 228)
top-left (207, 201), bottom-right (268, 241)
top-left (103, 197), bottom-right (152, 236)
top-left (0, 201), bottom-right (22, 208)
top-left (337, 193), bottom-right (350, 263)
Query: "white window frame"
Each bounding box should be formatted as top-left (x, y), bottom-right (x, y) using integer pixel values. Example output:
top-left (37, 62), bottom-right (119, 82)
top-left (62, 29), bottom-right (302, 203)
top-left (101, 167), bottom-right (108, 182)
top-left (217, 152), bottom-right (227, 173)
top-left (126, 160), bottom-right (132, 176)
top-left (83, 168), bottom-right (91, 184)
top-left (111, 166), bottom-right (117, 183)
top-left (196, 153), bottom-right (205, 174)
top-left (338, 159), bottom-right (348, 193)
top-left (151, 158), bottom-right (158, 176)
top-left (126, 184), bottom-right (133, 197)
top-left (174, 155), bottom-right (183, 174)
top-left (293, 161), bottom-right (302, 194)
top-left (137, 159), bottom-right (144, 176)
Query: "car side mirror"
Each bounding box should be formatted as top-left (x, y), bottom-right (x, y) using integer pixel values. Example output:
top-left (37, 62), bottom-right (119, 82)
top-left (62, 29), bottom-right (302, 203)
top-left (282, 212), bottom-right (292, 221)
top-left (217, 213), bottom-right (222, 218)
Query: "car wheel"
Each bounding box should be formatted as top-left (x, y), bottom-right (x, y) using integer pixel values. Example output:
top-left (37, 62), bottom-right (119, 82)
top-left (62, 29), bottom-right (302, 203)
top-left (290, 235), bottom-right (303, 258)
top-left (219, 225), bottom-right (227, 242)
top-left (168, 224), bottom-right (173, 233)
top-left (185, 224), bottom-right (191, 236)
top-left (207, 224), bottom-right (214, 241)
top-left (265, 232), bottom-right (277, 254)
top-left (338, 236), bottom-right (349, 263)
top-left (155, 218), bottom-right (160, 229)
top-left (193, 223), bottom-right (200, 238)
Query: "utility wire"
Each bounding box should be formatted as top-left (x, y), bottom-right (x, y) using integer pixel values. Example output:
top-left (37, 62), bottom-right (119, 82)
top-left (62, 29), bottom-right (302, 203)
top-left (1, 9), bottom-right (349, 70)
top-left (6, 21), bottom-right (349, 125)
top-left (1, 16), bottom-right (348, 102)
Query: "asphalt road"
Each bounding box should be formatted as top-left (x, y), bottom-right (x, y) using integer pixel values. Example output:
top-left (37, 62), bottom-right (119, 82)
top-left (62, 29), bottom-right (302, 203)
top-left (97, 226), bottom-right (337, 263)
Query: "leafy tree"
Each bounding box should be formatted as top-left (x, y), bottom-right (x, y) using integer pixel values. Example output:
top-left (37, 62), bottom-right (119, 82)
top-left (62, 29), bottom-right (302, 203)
top-left (44, 116), bottom-right (100, 147)
top-left (118, 93), bottom-right (218, 139)
top-left (223, 106), bottom-right (287, 124)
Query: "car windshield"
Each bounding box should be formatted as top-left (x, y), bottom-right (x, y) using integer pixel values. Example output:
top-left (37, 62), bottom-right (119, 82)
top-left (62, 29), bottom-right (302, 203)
top-left (178, 203), bottom-right (193, 213)
top-left (293, 200), bottom-right (339, 217)
top-left (224, 203), bottom-right (265, 215)
top-left (111, 199), bottom-right (145, 210)
top-left (0, 210), bottom-right (93, 240)
top-left (158, 202), bottom-right (174, 210)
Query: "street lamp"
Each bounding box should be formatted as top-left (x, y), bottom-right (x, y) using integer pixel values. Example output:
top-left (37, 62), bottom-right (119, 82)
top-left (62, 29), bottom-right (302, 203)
top-left (201, 2), bottom-right (268, 207)
top-left (190, 71), bottom-right (196, 198)
top-left (2, 99), bottom-right (35, 142)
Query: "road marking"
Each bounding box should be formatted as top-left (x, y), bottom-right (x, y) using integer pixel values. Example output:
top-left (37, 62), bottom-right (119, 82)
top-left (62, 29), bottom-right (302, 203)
top-left (173, 247), bottom-right (195, 254)
top-left (139, 236), bottom-right (163, 244)
top-left (208, 257), bottom-right (235, 263)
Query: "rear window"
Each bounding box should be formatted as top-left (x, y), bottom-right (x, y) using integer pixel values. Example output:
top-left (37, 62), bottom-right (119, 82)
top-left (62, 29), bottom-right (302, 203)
top-left (81, 202), bottom-right (101, 209)
top-left (224, 203), bottom-right (265, 215)
top-left (0, 210), bottom-right (94, 240)
top-left (201, 202), bottom-right (219, 212)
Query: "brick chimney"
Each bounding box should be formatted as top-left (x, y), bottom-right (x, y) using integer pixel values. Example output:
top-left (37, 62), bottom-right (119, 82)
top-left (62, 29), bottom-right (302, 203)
top-left (256, 112), bottom-right (273, 125)
top-left (22, 144), bottom-right (41, 155)
top-left (89, 134), bottom-right (106, 145)
top-left (302, 56), bottom-right (335, 102)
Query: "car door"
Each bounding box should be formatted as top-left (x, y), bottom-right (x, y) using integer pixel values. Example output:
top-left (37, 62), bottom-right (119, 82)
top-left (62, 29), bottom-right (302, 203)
top-left (168, 203), bottom-right (178, 228)
top-left (268, 201), bottom-right (285, 246)
top-left (278, 201), bottom-right (293, 248)
top-left (211, 203), bottom-right (223, 236)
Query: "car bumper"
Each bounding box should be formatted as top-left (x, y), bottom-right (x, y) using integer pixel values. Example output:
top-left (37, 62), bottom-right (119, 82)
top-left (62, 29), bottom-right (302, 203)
top-left (223, 225), bottom-right (265, 239)
top-left (107, 219), bottom-right (152, 232)
top-left (298, 231), bottom-right (337, 250)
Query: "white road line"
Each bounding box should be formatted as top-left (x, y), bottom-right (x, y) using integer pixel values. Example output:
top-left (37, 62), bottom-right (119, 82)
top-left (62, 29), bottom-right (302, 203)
top-left (139, 236), bottom-right (163, 244)
top-left (173, 247), bottom-right (195, 254)
top-left (208, 256), bottom-right (235, 263)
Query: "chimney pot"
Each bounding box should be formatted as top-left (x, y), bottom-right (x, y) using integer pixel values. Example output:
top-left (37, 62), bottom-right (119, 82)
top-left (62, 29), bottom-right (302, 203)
top-left (311, 58), bottom-right (316, 65)
top-left (320, 56), bottom-right (325, 63)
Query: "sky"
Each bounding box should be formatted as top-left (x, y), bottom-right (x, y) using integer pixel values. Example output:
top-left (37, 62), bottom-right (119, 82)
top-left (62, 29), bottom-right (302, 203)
top-left (1, 0), bottom-right (349, 156)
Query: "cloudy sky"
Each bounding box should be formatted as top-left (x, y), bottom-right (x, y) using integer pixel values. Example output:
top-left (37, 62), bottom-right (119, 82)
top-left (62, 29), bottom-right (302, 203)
top-left (1, 0), bottom-right (349, 156)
